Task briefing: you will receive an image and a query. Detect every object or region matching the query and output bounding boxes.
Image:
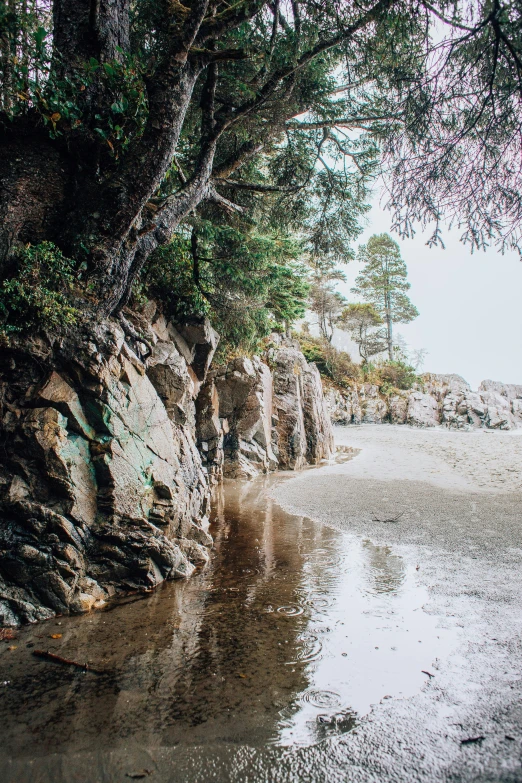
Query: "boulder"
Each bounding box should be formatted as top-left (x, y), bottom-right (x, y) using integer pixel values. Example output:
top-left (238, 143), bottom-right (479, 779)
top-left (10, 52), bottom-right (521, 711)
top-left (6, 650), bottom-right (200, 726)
top-left (406, 391), bottom-right (440, 427)
top-left (389, 393), bottom-right (408, 424)
top-left (214, 356), bottom-right (278, 478)
top-left (359, 384), bottom-right (388, 424)
top-left (270, 341), bottom-right (335, 468)
top-left (479, 379), bottom-right (522, 400)
top-left (325, 387), bottom-right (361, 425)
top-left (269, 345), bottom-right (308, 469)
top-left (423, 373), bottom-right (471, 401)
top-left (322, 371), bottom-right (522, 431)
top-left (197, 341), bottom-right (334, 477)
top-left (300, 359), bottom-right (335, 462)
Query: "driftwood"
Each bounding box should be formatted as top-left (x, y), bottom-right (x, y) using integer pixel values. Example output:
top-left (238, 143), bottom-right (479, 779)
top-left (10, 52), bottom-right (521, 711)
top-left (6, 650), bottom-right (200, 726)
top-left (371, 511), bottom-right (405, 523)
top-left (32, 649), bottom-right (104, 674)
top-left (460, 735), bottom-right (485, 745)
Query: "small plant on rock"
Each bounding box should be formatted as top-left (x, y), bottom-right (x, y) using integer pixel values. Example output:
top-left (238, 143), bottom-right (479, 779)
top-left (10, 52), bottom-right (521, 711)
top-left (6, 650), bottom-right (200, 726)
top-left (0, 242), bottom-right (78, 337)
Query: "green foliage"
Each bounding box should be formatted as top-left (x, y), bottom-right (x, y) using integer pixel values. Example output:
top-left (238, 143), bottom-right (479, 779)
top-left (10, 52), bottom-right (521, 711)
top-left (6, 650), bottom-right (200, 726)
top-left (138, 220), bottom-right (309, 357)
top-left (296, 331), bottom-right (418, 392)
top-left (359, 357), bottom-right (419, 392)
top-left (298, 334), bottom-right (359, 388)
top-left (372, 360), bottom-right (418, 391)
top-left (0, 5), bottom-right (147, 155)
top-left (0, 242), bottom-right (78, 337)
top-left (353, 233), bottom-right (419, 358)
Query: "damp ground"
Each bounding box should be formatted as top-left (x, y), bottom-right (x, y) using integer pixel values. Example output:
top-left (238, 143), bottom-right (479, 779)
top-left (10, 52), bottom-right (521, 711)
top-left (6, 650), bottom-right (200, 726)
top-left (1, 425), bottom-right (522, 782)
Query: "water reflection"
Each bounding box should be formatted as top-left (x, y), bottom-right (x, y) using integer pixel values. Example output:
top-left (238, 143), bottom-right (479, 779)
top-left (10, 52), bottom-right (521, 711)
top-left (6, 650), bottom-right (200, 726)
top-left (361, 540), bottom-right (406, 595)
top-left (0, 477), bottom-right (456, 759)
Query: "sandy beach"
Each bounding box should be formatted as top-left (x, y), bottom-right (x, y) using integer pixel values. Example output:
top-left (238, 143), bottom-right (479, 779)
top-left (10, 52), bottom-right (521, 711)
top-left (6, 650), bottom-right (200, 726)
top-left (268, 424), bottom-right (522, 782)
top-left (329, 424), bottom-right (522, 493)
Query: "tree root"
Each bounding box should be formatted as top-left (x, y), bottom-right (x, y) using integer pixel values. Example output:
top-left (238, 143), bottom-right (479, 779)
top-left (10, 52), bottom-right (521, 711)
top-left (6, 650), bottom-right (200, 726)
top-left (118, 314), bottom-right (153, 360)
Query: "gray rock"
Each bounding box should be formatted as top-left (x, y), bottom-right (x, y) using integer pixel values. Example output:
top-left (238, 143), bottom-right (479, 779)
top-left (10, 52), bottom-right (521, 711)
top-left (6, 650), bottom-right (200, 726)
top-left (324, 372), bottom-right (522, 432)
top-left (407, 391), bottom-right (440, 427)
top-left (300, 359), bottom-right (335, 463)
top-left (215, 356), bottom-right (278, 478)
top-left (197, 341), bottom-right (334, 477)
top-left (359, 385), bottom-right (388, 424)
top-left (0, 312), bottom-right (215, 626)
top-left (388, 393), bottom-right (408, 424)
top-left (325, 388), bottom-right (353, 425)
top-left (270, 341), bottom-right (333, 468)
top-left (423, 373), bottom-right (471, 400)
top-left (479, 379), bottom-right (522, 399)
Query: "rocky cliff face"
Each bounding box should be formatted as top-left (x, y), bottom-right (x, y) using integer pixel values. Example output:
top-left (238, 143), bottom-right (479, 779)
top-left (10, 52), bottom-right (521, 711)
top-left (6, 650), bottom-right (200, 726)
top-left (326, 374), bottom-right (522, 430)
top-left (197, 338), bottom-right (334, 479)
top-left (0, 320), bottom-right (333, 626)
top-left (0, 311), bottom-right (219, 626)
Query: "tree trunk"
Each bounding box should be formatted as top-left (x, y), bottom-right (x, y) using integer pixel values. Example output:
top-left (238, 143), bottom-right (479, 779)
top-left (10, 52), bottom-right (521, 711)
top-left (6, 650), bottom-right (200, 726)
top-left (44, 0), bottom-right (209, 309)
top-left (0, 120), bottom-right (72, 271)
top-left (386, 293), bottom-right (393, 360)
top-left (52, 0), bottom-right (130, 72)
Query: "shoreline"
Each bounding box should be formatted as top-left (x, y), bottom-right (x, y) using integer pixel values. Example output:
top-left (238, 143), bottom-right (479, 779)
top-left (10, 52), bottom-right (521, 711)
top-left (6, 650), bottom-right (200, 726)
top-left (269, 424), bottom-right (522, 782)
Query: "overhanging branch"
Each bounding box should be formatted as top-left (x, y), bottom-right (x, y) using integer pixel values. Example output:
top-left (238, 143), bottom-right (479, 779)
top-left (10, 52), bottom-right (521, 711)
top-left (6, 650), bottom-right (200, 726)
top-left (218, 179), bottom-right (301, 192)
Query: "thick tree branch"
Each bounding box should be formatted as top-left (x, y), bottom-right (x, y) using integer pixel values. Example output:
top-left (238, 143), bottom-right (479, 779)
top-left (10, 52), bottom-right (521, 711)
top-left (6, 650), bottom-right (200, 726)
top-left (286, 114), bottom-right (401, 129)
top-left (170, 0), bottom-right (211, 64)
top-left (207, 186), bottom-right (245, 212)
top-left (267, 1), bottom-right (292, 34)
top-left (197, 0), bottom-right (267, 43)
top-left (212, 141), bottom-right (265, 178)
top-left (213, 0), bottom-right (394, 133)
top-left (218, 178), bottom-right (301, 192)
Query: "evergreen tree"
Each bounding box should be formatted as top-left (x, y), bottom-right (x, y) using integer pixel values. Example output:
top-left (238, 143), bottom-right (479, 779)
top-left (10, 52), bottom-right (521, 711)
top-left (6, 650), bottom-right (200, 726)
top-left (352, 234), bottom-right (418, 360)
top-left (1, 0), bottom-right (521, 339)
top-left (337, 303), bottom-right (385, 362)
top-left (308, 261), bottom-right (347, 343)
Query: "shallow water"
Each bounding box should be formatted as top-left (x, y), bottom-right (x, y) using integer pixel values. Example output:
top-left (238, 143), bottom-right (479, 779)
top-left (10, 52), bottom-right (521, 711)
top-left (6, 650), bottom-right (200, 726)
top-left (0, 476), bottom-right (457, 760)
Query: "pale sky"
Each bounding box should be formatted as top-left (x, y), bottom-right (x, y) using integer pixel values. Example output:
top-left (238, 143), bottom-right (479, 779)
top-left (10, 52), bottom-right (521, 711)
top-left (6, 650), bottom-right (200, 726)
top-left (334, 195), bottom-right (522, 391)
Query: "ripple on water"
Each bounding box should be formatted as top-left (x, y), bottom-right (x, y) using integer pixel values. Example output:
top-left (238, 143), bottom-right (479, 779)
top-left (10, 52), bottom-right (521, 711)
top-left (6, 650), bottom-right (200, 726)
top-left (0, 476), bottom-right (458, 761)
top-left (306, 553), bottom-right (344, 570)
top-left (303, 595), bottom-right (333, 611)
top-left (277, 604), bottom-right (305, 616)
top-left (300, 689), bottom-right (342, 709)
top-left (286, 633), bottom-right (323, 664)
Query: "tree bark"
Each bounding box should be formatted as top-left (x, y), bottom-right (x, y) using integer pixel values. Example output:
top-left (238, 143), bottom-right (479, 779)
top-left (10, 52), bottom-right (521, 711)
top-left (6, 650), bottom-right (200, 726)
top-left (386, 293), bottom-right (393, 360)
top-left (52, 0), bottom-right (130, 72)
top-left (108, 134), bottom-right (219, 314)
top-left (0, 119), bottom-right (71, 271)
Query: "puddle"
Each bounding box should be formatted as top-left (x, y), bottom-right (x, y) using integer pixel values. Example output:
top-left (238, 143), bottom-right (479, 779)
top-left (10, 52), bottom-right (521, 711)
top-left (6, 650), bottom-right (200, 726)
top-left (0, 477), bottom-right (457, 758)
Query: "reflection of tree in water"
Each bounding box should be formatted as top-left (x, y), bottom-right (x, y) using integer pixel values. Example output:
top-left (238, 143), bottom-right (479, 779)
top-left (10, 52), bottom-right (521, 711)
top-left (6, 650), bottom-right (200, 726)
top-left (361, 539), bottom-right (406, 595)
top-left (0, 479), bottom-right (317, 755)
top-left (188, 479), bottom-right (313, 744)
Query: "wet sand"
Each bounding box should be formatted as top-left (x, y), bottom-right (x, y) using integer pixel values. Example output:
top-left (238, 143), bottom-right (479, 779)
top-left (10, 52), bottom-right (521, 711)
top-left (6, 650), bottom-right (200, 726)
top-left (270, 424), bottom-right (522, 782)
top-left (1, 424), bottom-right (521, 782)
